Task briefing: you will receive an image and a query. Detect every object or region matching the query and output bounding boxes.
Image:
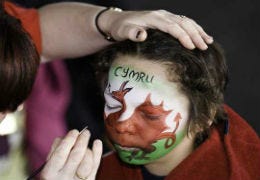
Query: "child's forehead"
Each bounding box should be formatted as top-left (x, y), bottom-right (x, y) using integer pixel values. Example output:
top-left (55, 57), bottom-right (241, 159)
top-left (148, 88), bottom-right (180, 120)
top-left (108, 65), bottom-right (164, 92)
top-left (108, 68), bottom-right (183, 101)
top-left (111, 55), bottom-right (168, 77)
top-left (107, 55), bottom-right (185, 97)
top-left (110, 56), bottom-right (168, 84)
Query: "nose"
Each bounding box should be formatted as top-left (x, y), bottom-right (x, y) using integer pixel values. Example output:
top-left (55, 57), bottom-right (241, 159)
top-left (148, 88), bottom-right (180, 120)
top-left (115, 120), bottom-right (135, 134)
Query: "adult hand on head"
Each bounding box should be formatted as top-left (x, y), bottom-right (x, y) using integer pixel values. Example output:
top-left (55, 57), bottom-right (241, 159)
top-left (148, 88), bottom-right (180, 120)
top-left (100, 9), bottom-right (213, 50)
top-left (40, 129), bottom-right (102, 180)
top-left (39, 3), bottom-right (213, 60)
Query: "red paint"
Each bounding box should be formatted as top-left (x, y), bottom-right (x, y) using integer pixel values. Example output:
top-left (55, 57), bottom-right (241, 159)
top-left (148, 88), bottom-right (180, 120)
top-left (105, 81), bottom-right (182, 152)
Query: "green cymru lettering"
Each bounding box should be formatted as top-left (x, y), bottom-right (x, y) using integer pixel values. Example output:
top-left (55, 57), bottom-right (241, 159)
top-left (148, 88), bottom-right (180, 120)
top-left (114, 66), bottom-right (154, 83)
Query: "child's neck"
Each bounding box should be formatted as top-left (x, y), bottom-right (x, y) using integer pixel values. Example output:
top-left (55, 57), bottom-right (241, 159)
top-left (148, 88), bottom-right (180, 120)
top-left (144, 135), bottom-right (195, 176)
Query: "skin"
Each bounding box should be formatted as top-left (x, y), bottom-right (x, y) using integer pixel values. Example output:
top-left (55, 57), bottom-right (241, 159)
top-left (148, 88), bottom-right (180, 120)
top-left (39, 55), bottom-right (196, 179)
top-left (1, 4), bottom-right (213, 112)
top-left (2, 3), bottom-right (214, 178)
top-left (38, 2), bottom-right (213, 61)
top-left (104, 55), bottom-right (194, 166)
top-left (105, 87), bottom-right (172, 151)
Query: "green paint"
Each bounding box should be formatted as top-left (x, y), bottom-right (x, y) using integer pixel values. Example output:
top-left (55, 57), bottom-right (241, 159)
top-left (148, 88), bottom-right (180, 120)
top-left (114, 130), bottom-right (185, 165)
top-left (110, 65), bottom-right (154, 85)
top-left (109, 65), bottom-right (179, 99)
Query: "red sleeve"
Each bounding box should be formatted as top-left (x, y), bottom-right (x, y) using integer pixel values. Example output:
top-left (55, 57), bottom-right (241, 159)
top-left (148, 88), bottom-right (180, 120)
top-left (97, 152), bottom-right (143, 180)
top-left (4, 1), bottom-right (42, 53)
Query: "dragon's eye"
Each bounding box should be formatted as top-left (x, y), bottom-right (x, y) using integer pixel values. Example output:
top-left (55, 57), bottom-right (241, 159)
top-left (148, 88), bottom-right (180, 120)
top-left (106, 104), bottom-right (122, 110)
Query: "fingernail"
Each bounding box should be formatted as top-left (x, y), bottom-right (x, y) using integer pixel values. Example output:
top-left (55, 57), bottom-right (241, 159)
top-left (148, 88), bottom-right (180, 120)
top-left (70, 129), bottom-right (79, 136)
top-left (207, 36), bottom-right (214, 43)
top-left (207, 35), bottom-right (213, 39)
top-left (94, 139), bottom-right (102, 146)
top-left (190, 43), bottom-right (196, 49)
top-left (136, 30), bottom-right (142, 39)
top-left (202, 44), bottom-right (208, 50)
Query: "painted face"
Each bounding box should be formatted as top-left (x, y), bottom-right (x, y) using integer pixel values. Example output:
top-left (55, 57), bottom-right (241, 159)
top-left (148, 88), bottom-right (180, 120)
top-left (104, 56), bottom-right (190, 165)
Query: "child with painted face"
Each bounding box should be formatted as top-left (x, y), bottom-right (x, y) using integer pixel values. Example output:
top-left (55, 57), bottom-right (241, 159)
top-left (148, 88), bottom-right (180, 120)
top-left (95, 30), bottom-right (260, 180)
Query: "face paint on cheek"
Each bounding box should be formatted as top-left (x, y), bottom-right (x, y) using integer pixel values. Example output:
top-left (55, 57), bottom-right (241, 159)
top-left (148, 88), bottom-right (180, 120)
top-left (115, 129), bottom-right (186, 165)
top-left (113, 110), bottom-right (186, 165)
top-left (105, 65), bottom-right (190, 165)
top-left (104, 82), bottom-right (187, 165)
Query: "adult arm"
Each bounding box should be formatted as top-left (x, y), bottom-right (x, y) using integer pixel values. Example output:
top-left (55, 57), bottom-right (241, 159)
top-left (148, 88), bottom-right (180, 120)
top-left (39, 2), bottom-right (213, 61)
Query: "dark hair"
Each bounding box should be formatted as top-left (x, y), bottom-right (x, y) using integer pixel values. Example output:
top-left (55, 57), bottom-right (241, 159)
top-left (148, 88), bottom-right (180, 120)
top-left (0, 2), bottom-right (40, 112)
top-left (95, 29), bottom-right (228, 145)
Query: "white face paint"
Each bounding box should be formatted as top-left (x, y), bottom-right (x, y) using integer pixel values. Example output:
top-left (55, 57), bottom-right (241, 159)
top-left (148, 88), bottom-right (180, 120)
top-left (104, 56), bottom-right (190, 132)
top-left (103, 56), bottom-right (191, 164)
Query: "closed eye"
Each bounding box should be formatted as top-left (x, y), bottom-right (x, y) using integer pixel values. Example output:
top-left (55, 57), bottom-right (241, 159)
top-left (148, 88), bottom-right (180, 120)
top-left (140, 112), bottom-right (162, 121)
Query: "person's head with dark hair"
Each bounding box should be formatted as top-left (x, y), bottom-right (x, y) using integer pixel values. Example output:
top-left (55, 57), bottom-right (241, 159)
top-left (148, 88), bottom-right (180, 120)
top-left (96, 29), bottom-right (228, 165)
top-left (0, 1), bottom-right (40, 116)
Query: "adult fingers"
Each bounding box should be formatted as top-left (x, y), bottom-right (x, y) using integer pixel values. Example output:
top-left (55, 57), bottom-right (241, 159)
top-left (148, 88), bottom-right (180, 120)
top-left (76, 139), bottom-right (103, 180)
top-left (92, 140), bottom-right (103, 175)
top-left (76, 148), bottom-right (93, 180)
top-left (171, 14), bottom-right (213, 48)
top-left (178, 17), bottom-right (208, 50)
top-left (112, 24), bottom-right (147, 42)
top-left (179, 16), bottom-right (213, 43)
top-left (177, 16), bottom-right (214, 50)
top-left (192, 21), bottom-right (213, 44)
top-left (87, 139), bottom-right (103, 180)
top-left (61, 129), bottom-right (91, 177)
top-left (138, 10), bottom-right (197, 49)
top-left (144, 10), bottom-right (212, 50)
top-left (43, 130), bottom-right (79, 173)
top-left (167, 23), bottom-right (195, 49)
top-left (47, 137), bottom-right (62, 160)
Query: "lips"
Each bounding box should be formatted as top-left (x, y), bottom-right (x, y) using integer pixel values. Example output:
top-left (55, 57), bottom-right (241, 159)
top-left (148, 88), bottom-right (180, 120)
top-left (115, 144), bottom-right (140, 151)
top-left (107, 129), bottom-right (158, 150)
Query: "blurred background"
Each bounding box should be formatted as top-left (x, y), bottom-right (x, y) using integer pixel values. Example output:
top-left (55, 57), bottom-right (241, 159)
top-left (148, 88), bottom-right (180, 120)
top-left (1, 0), bottom-right (259, 179)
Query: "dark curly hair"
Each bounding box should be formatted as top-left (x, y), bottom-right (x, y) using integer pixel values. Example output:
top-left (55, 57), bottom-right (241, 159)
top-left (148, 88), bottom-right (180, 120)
top-left (94, 29), bottom-right (229, 145)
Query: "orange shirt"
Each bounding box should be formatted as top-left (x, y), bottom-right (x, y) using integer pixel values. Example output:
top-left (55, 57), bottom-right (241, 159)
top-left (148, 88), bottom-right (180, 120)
top-left (4, 1), bottom-right (42, 53)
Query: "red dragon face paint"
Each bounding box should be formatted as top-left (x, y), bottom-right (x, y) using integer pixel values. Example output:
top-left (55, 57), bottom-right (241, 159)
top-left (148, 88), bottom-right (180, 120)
top-left (104, 57), bottom-right (190, 165)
